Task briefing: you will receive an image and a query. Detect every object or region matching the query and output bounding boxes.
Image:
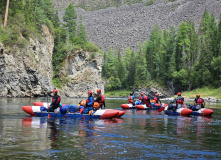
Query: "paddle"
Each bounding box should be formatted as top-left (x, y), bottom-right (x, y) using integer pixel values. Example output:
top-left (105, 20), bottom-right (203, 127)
top-left (158, 106), bottom-right (165, 112)
top-left (46, 91), bottom-right (50, 117)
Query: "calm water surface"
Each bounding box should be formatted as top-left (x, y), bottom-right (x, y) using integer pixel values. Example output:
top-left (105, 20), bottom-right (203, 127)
top-left (0, 97), bottom-right (221, 159)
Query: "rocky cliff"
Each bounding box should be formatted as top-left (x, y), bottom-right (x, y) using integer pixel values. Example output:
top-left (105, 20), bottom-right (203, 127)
top-left (0, 25), bottom-right (54, 97)
top-left (57, 0), bottom-right (221, 52)
top-left (60, 50), bottom-right (104, 98)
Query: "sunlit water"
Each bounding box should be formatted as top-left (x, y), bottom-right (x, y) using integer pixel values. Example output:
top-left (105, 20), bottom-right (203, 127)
top-left (0, 97), bottom-right (221, 159)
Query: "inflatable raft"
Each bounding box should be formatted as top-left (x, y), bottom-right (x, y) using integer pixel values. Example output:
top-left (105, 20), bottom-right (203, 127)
top-left (22, 102), bottom-right (124, 119)
top-left (164, 105), bottom-right (192, 116)
top-left (191, 108), bottom-right (213, 116)
top-left (121, 103), bottom-right (136, 109)
top-left (136, 103), bottom-right (168, 110)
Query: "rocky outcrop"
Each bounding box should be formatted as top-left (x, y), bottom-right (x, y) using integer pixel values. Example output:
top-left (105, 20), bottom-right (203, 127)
top-left (57, 0), bottom-right (221, 52)
top-left (60, 50), bottom-right (104, 98)
top-left (0, 25), bottom-right (54, 97)
top-left (133, 85), bottom-right (173, 98)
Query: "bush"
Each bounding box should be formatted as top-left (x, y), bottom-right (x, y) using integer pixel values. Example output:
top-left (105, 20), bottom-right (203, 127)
top-left (89, 52), bottom-right (96, 60)
top-left (83, 42), bottom-right (99, 52)
top-left (146, 0), bottom-right (154, 6)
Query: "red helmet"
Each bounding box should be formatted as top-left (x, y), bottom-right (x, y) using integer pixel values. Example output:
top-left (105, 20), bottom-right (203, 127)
top-left (141, 93), bottom-right (144, 96)
top-left (177, 92), bottom-right (181, 96)
top-left (97, 89), bottom-right (101, 93)
top-left (155, 93), bottom-right (158, 96)
top-left (53, 89), bottom-right (58, 93)
top-left (88, 91), bottom-right (92, 95)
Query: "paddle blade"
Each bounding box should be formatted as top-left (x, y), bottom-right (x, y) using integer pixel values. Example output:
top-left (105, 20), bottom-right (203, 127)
top-left (158, 106), bottom-right (165, 112)
top-left (80, 108), bottom-right (84, 114)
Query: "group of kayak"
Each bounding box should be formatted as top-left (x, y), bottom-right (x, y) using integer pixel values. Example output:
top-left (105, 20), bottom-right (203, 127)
top-left (121, 92), bottom-right (213, 117)
top-left (22, 89), bottom-right (125, 119)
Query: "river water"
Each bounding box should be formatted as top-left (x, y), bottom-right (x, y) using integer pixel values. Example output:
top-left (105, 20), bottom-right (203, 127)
top-left (0, 97), bottom-right (221, 159)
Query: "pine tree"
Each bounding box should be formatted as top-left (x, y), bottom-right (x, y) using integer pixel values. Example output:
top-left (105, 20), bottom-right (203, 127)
top-left (78, 15), bottom-right (88, 44)
top-left (63, 4), bottom-right (77, 43)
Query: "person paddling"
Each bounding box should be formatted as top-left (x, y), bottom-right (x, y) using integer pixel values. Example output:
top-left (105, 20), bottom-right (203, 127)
top-left (153, 93), bottom-right (161, 104)
top-left (192, 94), bottom-right (205, 110)
top-left (169, 92), bottom-right (184, 112)
top-left (47, 89), bottom-right (61, 113)
top-left (94, 89), bottom-right (105, 109)
top-left (82, 91), bottom-right (94, 114)
top-left (128, 92), bottom-right (135, 105)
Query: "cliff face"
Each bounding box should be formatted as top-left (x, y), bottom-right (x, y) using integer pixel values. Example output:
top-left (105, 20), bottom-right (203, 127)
top-left (57, 0), bottom-right (221, 52)
top-left (0, 25), bottom-right (54, 97)
top-left (60, 50), bottom-right (104, 98)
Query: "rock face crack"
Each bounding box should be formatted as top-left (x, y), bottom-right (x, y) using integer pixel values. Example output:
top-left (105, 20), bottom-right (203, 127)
top-left (60, 50), bottom-right (104, 98)
top-left (0, 25), bottom-right (54, 97)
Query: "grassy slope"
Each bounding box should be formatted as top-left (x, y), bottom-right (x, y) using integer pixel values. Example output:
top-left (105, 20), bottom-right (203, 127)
top-left (181, 87), bottom-right (221, 99)
top-left (105, 87), bottom-right (221, 99)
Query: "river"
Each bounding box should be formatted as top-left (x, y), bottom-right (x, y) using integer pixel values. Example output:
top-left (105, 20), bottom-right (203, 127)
top-left (0, 97), bottom-right (221, 159)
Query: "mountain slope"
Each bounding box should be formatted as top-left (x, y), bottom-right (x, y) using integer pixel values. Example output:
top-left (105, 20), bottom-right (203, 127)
top-left (57, 0), bottom-right (221, 52)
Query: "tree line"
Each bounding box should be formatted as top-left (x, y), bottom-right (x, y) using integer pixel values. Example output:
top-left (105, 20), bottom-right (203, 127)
top-left (102, 10), bottom-right (221, 93)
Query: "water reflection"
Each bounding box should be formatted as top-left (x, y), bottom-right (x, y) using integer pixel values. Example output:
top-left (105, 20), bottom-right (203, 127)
top-left (1, 98), bottom-right (221, 159)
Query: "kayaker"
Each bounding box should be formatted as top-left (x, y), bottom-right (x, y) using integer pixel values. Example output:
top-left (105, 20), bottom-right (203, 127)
top-left (142, 94), bottom-right (151, 107)
top-left (82, 91), bottom-right (94, 114)
top-left (192, 94), bottom-right (205, 110)
top-left (169, 92), bottom-right (184, 112)
top-left (153, 93), bottom-right (161, 104)
top-left (128, 92), bottom-right (135, 105)
top-left (47, 89), bottom-right (61, 113)
top-left (94, 89), bottom-right (106, 109)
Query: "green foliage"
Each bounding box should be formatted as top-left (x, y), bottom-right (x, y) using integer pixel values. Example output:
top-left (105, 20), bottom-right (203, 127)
top-left (105, 76), bottom-right (122, 91)
top-left (146, 0), bottom-right (154, 6)
top-left (102, 11), bottom-right (221, 92)
top-left (78, 16), bottom-right (88, 44)
top-left (63, 4), bottom-right (77, 42)
top-left (104, 89), bottom-right (131, 97)
top-left (83, 42), bottom-right (99, 52)
top-left (181, 86), bottom-right (221, 99)
top-left (89, 52), bottom-right (96, 60)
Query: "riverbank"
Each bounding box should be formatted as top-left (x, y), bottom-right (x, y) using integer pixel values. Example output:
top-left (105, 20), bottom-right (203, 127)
top-left (105, 87), bottom-right (221, 103)
top-left (162, 97), bottom-right (221, 103)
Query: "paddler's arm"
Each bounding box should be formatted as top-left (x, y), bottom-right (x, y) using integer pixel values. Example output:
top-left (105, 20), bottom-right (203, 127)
top-left (47, 91), bottom-right (53, 98)
top-left (103, 101), bottom-right (106, 108)
top-left (86, 97), bottom-right (93, 106)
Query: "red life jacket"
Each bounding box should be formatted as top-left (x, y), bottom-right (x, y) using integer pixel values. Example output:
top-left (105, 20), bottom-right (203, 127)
top-left (176, 97), bottom-right (184, 104)
top-left (139, 97), bottom-right (142, 100)
top-left (142, 96), bottom-right (150, 106)
top-left (196, 98), bottom-right (204, 105)
top-left (153, 97), bottom-right (158, 103)
top-left (98, 95), bottom-right (105, 106)
top-left (128, 96), bottom-right (134, 104)
top-left (52, 96), bottom-right (60, 105)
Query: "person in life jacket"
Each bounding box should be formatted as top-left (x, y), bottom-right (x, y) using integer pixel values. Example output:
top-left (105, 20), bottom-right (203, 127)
top-left (142, 94), bottom-right (151, 107)
top-left (47, 89), bottom-right (61, 113)
top-left (139, 93), bottom-right (144, 101)
top-left (94, 89), bottom-right (106, 109)
top-left (153, 93), bottom-right (161, 104)
top-left (128, 92), bottom-right (135, 105)
top-left (193, 94), bottom-right (205, 110)
top-left (169, 92), bottom-right (184, 112)
top-left (82, 91), bottom-right (94, 114)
